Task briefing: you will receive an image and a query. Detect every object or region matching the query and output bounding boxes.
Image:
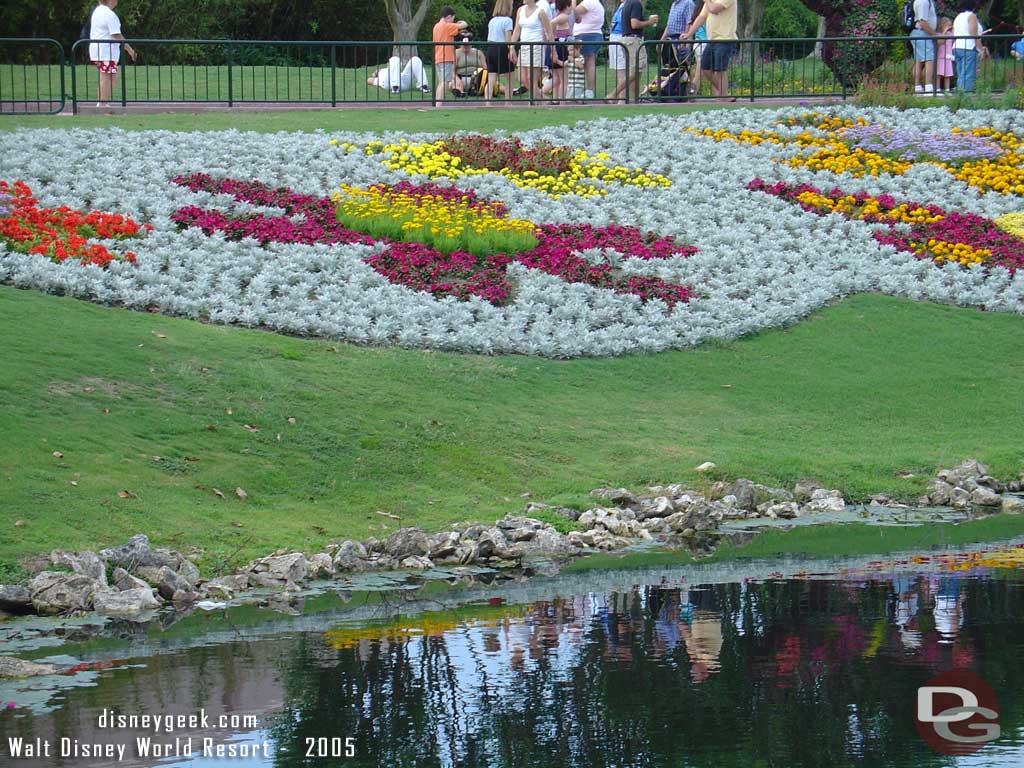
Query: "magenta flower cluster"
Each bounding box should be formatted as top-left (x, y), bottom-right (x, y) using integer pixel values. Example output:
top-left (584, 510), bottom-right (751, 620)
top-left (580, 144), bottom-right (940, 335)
top-left (171, 175), bottom-right (696, 307)
top-left (748, 178), bottom-right (1024, 274)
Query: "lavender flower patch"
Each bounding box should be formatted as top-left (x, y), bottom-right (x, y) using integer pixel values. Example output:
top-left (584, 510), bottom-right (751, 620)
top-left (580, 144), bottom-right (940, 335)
top-left (839, 125), bottom-right (1003, 165)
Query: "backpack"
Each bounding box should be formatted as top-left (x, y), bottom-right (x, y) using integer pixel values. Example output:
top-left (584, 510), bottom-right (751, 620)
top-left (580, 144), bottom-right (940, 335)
top-left (900, 0), bottom-right (917, 33)
top-left (468, 68), bottom-right (488, 96)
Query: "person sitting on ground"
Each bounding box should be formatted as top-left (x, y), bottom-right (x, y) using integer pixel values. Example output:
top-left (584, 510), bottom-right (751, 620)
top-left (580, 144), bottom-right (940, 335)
top-left (367, 55), bottom-right (431, 94)
top-left (453, 35), bottom-right (488, 96)
top-left (433, 6), bottom-right (469, 102)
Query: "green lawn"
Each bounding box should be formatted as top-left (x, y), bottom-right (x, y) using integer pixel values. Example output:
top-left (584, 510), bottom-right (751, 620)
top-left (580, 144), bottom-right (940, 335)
top-left (2, 287), bottom-right (1023, 578)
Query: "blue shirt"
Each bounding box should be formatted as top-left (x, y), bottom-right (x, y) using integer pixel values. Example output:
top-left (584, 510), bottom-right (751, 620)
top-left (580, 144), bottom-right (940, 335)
top-left (610, 3), bottom-right (624, 35)
top-left (666, 0), bottom-right (694, 36)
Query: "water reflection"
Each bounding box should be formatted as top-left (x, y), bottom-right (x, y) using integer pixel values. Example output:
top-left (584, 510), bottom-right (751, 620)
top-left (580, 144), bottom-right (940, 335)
top-left (3, 549), bottom-right (1024, 767)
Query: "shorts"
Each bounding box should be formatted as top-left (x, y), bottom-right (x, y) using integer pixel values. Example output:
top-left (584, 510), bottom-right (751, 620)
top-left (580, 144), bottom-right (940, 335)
top-left (437, 61), bottom-right (454, 82)
top-left (92, 60), bottom-right (118, 75)
top-left (910, 30), bottom-right (936, 61)
top-left (608, 34), bottom-right (626, 70)
top-left (518, 42), bottom-right (544, 69)
top-left (577, 32), bottom-right (603, 57)
top-left (701, 41), bottom-right (736, 72)
top-left (621, 35), bottom-right (647, 74)
top-left (485, 44), bottom-right (513, 74)
top-left (546, 39), bottom-right (569, 69)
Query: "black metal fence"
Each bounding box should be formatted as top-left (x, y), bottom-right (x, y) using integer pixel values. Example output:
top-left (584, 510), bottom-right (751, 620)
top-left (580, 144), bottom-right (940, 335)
top-left (1, 35), bottom-right (1021, 115)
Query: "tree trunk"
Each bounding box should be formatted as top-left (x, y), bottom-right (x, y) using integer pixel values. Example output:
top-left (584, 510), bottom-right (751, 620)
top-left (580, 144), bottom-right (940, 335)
top-left (738, 0), bottom-right (767, 63)
top-left (812, 16), bottom-right (825, 59)
top-left (384, 0), bottom-right (431, 62)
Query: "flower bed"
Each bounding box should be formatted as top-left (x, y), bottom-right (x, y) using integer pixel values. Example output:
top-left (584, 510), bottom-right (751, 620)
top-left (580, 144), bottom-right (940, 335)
top-left (688, 112), bottom-right (1024, 195)
top-left (0, 180), bottom-right (148, 267)
top-left (173, 174), bottom-right (695, 307)
top-left (353, 136), bottom-right (672, 198)
top-left (2, 106), bottom-right (1024, 357)
top-left (748, 179), bottom-right (1024, 274)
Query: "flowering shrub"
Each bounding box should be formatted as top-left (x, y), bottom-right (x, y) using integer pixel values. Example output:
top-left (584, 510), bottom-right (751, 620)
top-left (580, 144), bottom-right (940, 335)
top-left (438, 135), bottom-right (574, 178)
top-left (332, 181), bottom-right (538, 257)
top-left (351, 137), bottom-right (672, 198)
top-left (0, 180), bottom-right (148, 267)
top-left (173, 175), bottom-right (696, 308)
top-left (748, 179), bottom-right (1024, 273)
top-left (799, 0), bottom-right (895, 88)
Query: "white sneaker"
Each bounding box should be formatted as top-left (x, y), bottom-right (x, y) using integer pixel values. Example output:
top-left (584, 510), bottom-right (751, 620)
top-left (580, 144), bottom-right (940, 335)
top-left (390, 85), bottom-right (400, 95)
top-left (419, 85), bottom-right (431, 94)
top-left (924, 85), bottom-right (935, 96)
top-left (914, 85), bottom-right (924, 95)
top-left (584, 90), bottom-right (594, 99)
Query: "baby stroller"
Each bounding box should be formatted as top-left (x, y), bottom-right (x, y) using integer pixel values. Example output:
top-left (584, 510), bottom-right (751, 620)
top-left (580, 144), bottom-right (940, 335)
top-left (642, 37), bottom-right (695, 102)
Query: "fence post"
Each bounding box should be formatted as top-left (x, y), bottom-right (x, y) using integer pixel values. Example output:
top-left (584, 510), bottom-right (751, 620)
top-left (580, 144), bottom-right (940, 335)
top-left (227, 45), bottom-right (233, 107)
top-left (330, 44), bottom-right (336, 107)
top-left (749, 40), bottom-right (755, 102)
top-left (70, 42), bottom-right (78, 114)
top-left (120, 41), bottom-right (127, 107)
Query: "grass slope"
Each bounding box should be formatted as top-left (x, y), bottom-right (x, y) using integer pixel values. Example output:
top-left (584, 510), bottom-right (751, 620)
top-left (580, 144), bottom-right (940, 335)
top-left (1, 286), bottom-right (1023, 576)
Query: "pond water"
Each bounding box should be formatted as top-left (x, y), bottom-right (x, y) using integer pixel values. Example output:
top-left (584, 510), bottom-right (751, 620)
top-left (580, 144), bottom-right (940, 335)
top-left (2, 541), bottom-right (1024, 768)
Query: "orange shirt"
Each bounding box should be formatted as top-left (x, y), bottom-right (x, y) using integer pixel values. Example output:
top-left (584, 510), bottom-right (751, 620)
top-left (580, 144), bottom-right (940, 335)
top-left (433, 20), bottom-right (462, 64)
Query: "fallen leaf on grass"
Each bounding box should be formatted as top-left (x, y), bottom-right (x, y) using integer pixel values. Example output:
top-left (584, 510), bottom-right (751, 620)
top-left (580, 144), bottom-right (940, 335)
top-left (275, 433), bottom-right (281, 442)
top-left (242, 424), bottom-right (259, 433)
top-left (52, 451), bottom-right (63, 458)
top-left (721, 384), bottom-right (732, 389)
top-left (70, 481), bottom-right (78, 487)
top-left (152, 456), bottom-right (162, 462)
top-left (231, 521), bottom-right (244, 528)
top-left (287, 417), bottom-right (297, 425)
top-left (226, 408), bottom-right (233, 415)
top-left (375, 510), bottom-right (401, 520)
top-left (152, 331), bottom-right (167, 339)
top-left (102, 408), bottom-right (110, 414)
top-left (235, 487), bottom-right (248, 500)
top-left (184, 455), bottom-right (200, 462)
top-left (205, 424), bottom-right (217, 431)
top-left (117, 490), bottom-right (137, 499)
top-left (14, 520), bottom-right (25, 527)
top-left (212, 488), bottom-right (225, 498)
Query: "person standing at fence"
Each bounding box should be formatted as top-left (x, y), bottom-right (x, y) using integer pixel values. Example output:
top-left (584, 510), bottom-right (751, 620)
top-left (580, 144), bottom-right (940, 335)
top-left (952, 0), bottom-right (988, 92)
top-left (88, 0), bottom-right (137, 108)
top-left (935, 17), bottom-right (954, 94)
top-left (662, 0), bottom-right (695, 42)
top-left (621, 0), bottom-right (660, 101)
top-left (511, 0), bottom-right (554, 100)
top-left (605, 2), bottom-right (628, 102)
top-left (485, 0), bottom-right (517, 103)
top-left (910, 0), bottom-right (938, 96)
top-left (573, 0), bottom-right (603, 99)
top-left (433, 6), bottom-right (469, 102)
top-left (683, 0), bottom-right (736, 101)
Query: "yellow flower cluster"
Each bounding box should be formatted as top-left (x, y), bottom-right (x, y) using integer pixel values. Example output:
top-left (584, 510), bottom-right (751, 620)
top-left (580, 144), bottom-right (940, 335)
top-left (689, 114), bottom-right (1024, 195)
top-left (331, 183), bottom-right (537, 242)
top-left (793, 191), bottom-right (941, 226)
top-left (360, 139), bottom-right (670, 199)
top-left (943, 545), bottom-right (1024, 572)
top-left (783, 145), bottom-right (913, 178)
top-left (327, 139), bottom-right (358, 153)
top-left (995, 212), bottom-right (1024, 238)
top-left (910, 239), bottom-right (991, 267)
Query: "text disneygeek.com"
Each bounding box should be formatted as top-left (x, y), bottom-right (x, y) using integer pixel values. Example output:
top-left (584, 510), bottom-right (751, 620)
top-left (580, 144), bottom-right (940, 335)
top-left (4, 708), bottom-right (357, 761)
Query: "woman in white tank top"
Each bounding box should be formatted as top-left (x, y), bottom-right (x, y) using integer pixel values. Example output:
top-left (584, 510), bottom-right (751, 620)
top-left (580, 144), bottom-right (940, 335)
top-left (951, 0), bottom-right (988, 92)
top-left (511, 0), bottom-right (553, 96)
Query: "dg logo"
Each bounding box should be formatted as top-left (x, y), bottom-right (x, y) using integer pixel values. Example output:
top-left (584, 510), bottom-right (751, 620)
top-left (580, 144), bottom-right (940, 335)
top-left (916, 670), bottom-right (1001, 756)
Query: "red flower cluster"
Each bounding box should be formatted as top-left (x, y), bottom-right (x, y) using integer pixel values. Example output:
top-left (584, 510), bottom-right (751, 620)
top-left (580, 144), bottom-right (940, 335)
top-left (0, 180), bottom-right (149, 267)
top-left (439, 135), bottom-right (574, 177)
top-left (748, 178), bottom-right (1024, 275)
top-left (172, 175), bottom-right (696, 308)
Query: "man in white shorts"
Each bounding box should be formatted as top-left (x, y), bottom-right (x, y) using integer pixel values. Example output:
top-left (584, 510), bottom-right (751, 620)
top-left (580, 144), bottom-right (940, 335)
top-left (367, 56), bottom-right (432, 94)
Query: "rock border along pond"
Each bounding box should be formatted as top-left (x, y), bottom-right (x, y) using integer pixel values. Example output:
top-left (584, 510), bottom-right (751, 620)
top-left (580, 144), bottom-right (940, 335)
top-left (2, 459), bottom-right (1023, 672)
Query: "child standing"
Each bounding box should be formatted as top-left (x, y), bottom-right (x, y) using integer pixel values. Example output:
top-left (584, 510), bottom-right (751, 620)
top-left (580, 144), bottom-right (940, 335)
top-left (936, 17), bottom-right (954, 94)
top-left (565, 40), bottom-right (586, 101)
